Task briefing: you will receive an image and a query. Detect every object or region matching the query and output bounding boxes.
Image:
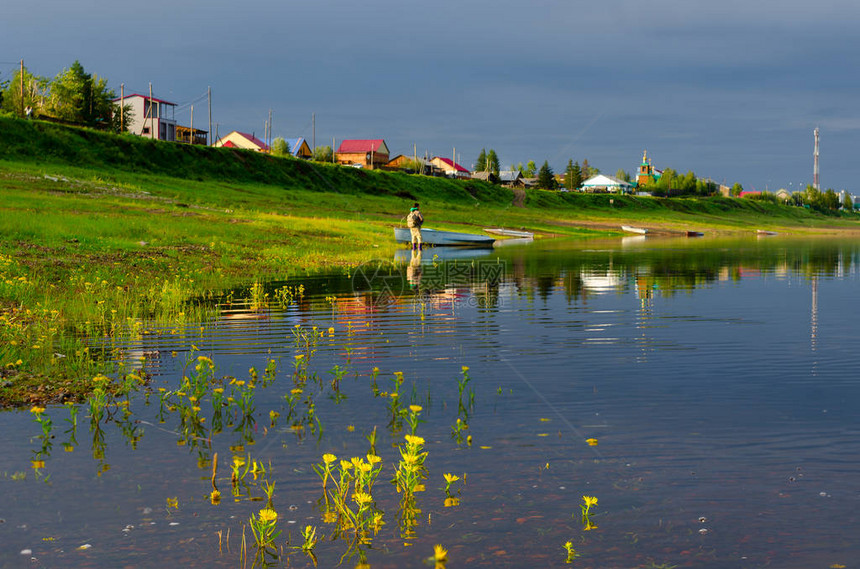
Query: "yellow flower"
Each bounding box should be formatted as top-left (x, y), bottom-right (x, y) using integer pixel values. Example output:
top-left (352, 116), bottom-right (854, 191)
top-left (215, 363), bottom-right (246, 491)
top-left (582, 496), bottom-right (598, 508)
top-left (166, 497), bottom-right (179, 509)
top-left (29, 406), bottom-right (46, 415)
top-left (434, 544), bottom-right (448, 561)
top-left (322, 453), bottom-right (337, 464)
top-left (405, 435), bottom-right (425, 446)
top-left (327, 327), bottom-right (335, 335)
top-left (233, 456), bottom-right (246, 468)
top-left (366, 454), bottom-right (382, 464)
top-left (257, 508), bottom-right (278, 523)
top-left (322, 510), bottom-right (337, 523)
top-left (443, 473), bottom-right (460, 484)
top-left (409, 405), bottom-right (422, 413)
top-left (586, 438), bottom-right (598, 446)
top-left (461, 366), bottom-right (469, 372)
top-left (340, 460), bottom-right (354, 471)
top-left (353, 492), bottom-right (373, 506)
top-left (210, 489), bottom-right (221, 504)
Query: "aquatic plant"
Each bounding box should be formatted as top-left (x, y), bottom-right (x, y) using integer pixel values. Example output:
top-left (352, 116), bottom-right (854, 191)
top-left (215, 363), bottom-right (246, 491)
top-left (563, 541), bottom-right (578, 563)
top-left (442, 473), bottom-right (461, 496)
top-left (249, 507), bottom-right (281, 551)
top-left (581, 495), bottom-right (598, 517)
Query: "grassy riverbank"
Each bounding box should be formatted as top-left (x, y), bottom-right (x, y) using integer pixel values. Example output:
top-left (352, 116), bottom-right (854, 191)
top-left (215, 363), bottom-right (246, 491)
top-left (1, 115), bottom-right (858, 405)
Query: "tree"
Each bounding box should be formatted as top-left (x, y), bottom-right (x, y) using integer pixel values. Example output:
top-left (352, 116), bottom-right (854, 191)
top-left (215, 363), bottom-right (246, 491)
top-left (523, 160), bottom-right (537, 178)
top-left (271, 138), bottom-right (291, 157)
top-left (730, 182), bottom-right (744, 197)
top-left (475, 148), bottom-right (487, 172)
top-left (570, 161), bottom-right (582, 190)
top-left (615, 168), bottom-right (631, 183)
top-left (821, 189), bottom-right (840, 210)
top-left (47, 61), bottom-right (116, 128)
top-left (843, 192), bottom-right (854, 211)
top-left (1, 66), bottom-right (48, 117)
top-left (537, 160), bottom-right (557, 190)
top-left (313, 145), bottom-right (333, 162)
top-left (486, 149), bottom-right (500, 175)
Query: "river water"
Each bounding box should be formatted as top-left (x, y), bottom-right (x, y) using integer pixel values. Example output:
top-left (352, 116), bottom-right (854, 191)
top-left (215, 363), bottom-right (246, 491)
top-left (1, 236), bottom-right (858, 568)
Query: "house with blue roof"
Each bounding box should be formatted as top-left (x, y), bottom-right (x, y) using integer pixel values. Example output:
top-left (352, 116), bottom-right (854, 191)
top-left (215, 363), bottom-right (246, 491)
top-left (283, 137), bottom-right (313, 159)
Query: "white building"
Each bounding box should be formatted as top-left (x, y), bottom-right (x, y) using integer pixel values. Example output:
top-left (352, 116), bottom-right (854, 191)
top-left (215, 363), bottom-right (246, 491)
top-left (115, 94), bottom-right (177, 141)
top-left (580, 174), bottom-right (635, 193)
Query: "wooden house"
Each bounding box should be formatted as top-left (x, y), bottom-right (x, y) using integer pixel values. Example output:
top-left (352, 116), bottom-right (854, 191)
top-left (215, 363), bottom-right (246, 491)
top-left (283, 137), bottom-right (313, 159)
top-left (336, 139), bottom-right (389, 169)
top-left (430, 157), bottom-right (470, 179)
top-left (214, 131), bottom-right (270, 152)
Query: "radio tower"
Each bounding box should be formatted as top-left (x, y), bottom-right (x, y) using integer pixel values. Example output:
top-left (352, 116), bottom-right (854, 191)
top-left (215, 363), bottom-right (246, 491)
top-left (813, 127), bottom-right (820, 190)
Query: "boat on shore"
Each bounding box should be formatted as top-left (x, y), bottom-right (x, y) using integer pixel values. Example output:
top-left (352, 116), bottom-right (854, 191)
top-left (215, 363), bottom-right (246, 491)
top-left (686, 231), bottom-right (704, 237)
top-left (483, 227), bottom-right (534, 239)
top-left (756, 229), bottom-right (778, 236)
top-left (621, 225), bottom-right (648, 235)
top-left (394, 227), bottom-right (496, 246)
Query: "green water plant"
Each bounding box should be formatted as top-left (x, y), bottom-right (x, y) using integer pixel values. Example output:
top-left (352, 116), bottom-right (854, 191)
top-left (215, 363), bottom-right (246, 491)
top-left (563, 540), bottom-right (578, 563)
top-left (249, 507), bottom-right (281, 550)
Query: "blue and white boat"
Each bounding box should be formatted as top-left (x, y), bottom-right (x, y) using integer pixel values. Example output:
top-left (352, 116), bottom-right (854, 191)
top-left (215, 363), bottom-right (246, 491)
top-left (394, 227), bottom-right (496, 246)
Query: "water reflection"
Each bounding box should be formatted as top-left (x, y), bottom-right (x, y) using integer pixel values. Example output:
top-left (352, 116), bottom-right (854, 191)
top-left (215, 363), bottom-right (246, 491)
top-left (7, 237), bottom-right (860, 569)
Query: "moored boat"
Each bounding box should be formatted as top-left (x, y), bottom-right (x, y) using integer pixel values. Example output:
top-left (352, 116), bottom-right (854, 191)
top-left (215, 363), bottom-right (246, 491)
top-left (483, 227), bottom-right (534, 239)
top-left (621, 225), bottom-right (648, 235)
top-left (394, 227), bottom-right (496, 246)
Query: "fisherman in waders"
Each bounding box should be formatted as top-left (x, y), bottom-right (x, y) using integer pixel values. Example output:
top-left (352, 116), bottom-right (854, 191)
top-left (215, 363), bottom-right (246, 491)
top-left (407, 203), bottom-right (424, 250)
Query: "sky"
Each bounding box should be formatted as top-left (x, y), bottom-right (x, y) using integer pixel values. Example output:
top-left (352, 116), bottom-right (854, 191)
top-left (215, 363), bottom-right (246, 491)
top-left (3, 0), bottom-right (860, 191)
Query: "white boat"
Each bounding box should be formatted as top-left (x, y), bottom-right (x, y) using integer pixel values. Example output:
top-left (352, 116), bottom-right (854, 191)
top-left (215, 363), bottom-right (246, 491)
top-left (393, 227), bottom-right (496, 246)
top-left (483, 227), bottom-right (534, 239)
top-left (621, 225), bottom-right (648, 235)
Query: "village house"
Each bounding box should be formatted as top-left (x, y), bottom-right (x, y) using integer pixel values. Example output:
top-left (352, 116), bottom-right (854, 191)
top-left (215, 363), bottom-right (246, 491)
top-left (430, 157), bottom-right (470, 179)
top-left (115, 93), bottom-right (177, 141)
top-left (386, 155), bottom-right (439, 175)
top-left (336, 139), bottom-right (389, 169)
top-left (214, 131), bottom-right (269, 152)
top-left (499, 170), bottom-right (524, 187)
top-left (283, 137), bottom-right (313, 159)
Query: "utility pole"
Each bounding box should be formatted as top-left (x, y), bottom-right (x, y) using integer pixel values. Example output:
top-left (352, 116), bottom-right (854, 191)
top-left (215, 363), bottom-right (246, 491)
top-left (190, 105), bottom-right (194, 144)
top-left (149, 82), bottom-right (155, 140)
top-left (207, 87), bottom-right (212, 146)
top-left (312, 112), bottom-right (315, 153)
top-left (120, 83), bottom-right (124, 133)
top-left (813, 127), bottom-right (820, 191)
top-left (332, 137), bottom-right (336, 164)
top-left (20, 59), bottom-right (24, 116)
top-left (268, 108), bottom-right (273, 149)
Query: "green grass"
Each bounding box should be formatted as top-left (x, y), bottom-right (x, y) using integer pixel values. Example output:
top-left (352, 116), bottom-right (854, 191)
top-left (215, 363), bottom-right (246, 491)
top-left (1, 114), bottom-right (859, 406)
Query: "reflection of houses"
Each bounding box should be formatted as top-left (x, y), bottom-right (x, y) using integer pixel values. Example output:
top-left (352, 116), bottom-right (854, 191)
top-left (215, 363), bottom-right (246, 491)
top-left (336, 139), bottom-right (389, 169)
top-left (214, 131), bottom-right (269, 152)
top-left (430, 157), bottom-right (470, 179)
top-left (116, 94), bottom-right (177, 141)
top-left (579, 269), bottom-right (623, 292)
top-left (581, 174), bottom-right (635, 193)
top-left (283, 137), bottom-right (313, 159)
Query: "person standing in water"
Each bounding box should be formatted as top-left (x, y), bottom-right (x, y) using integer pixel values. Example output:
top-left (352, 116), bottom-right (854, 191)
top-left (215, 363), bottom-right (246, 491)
top-left (406, 202), bottom-right (424, 250)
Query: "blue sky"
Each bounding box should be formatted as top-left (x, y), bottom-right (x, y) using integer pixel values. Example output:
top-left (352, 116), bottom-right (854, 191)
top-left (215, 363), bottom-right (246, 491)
top-left (3, 0), bottom-right (859, 191)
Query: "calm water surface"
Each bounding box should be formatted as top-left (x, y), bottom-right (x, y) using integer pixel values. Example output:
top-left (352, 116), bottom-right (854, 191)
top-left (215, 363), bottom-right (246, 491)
top-left (2, 236), bottom-right (859, 569)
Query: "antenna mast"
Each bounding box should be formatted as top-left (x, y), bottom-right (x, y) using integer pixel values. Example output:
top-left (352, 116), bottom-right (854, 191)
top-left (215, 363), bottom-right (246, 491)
top-left (813, 127), bottom-right (820, 191)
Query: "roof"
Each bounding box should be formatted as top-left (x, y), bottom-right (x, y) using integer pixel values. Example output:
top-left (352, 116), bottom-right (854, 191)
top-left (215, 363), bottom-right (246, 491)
top-left (432, 157), bottom-right (469, 173)
top-left (283, 137), bottom-right (310, 156)
top-left (232, 131), bottom-right (269, 151)
top-left (222, 140), bottom-right (238, 148)
top-left (337, 139), bottom-right (387, 153)
top-left (581, 174), bottom-right (634, 188)
top-left (499, 170), bottom-right (523, 182)
top-left (112, 93), bottom-right (176, 106)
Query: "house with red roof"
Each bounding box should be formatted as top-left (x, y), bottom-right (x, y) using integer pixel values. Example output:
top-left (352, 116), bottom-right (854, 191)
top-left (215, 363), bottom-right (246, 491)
top-left (335, 139), bottom-right (389, 169)
top-left (113, 93), bottom-right (177, 141)
top-left (430, 156), bottom-right (470, 179)
top-left (214, 131), bottom-right (270, 152)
